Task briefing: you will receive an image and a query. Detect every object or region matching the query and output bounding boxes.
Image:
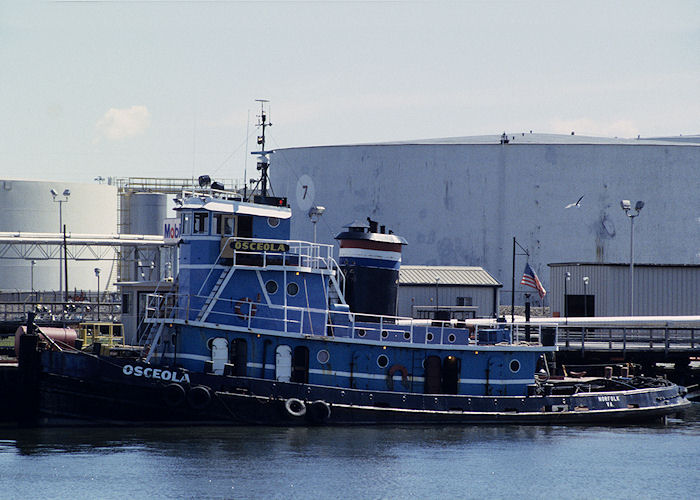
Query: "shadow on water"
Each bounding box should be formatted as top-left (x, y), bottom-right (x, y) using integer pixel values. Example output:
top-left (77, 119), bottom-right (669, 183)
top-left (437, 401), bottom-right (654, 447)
top-left (1, 403), bottom-right (697, 457)
top-left (0, 404), bottom-right (698, 499)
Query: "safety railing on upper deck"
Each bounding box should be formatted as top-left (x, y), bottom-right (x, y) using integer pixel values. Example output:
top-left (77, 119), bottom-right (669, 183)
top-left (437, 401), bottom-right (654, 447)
top-left (222, 237), bottom-right (345, 294)
top-left (144, 293), bottom-right (551, 349)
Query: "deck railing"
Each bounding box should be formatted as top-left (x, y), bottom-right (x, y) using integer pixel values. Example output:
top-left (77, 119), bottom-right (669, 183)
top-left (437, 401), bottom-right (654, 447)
top-left (144, 293), bottom-right (544, 348)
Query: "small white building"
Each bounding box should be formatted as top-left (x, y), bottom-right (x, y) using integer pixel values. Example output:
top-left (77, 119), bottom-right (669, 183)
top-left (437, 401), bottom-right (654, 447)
top-left (398, 265), bottom-right (502, 319)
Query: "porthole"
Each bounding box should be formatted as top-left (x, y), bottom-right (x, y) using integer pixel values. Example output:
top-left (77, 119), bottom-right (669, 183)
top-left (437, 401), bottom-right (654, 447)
top-left (403, 331), bottom-right (411, 340)
top-left (448, 333), bottom-right (456, 343)
top-left (381, 330), bottom-right (388, 339)
top-left (317, 349), bottom-right (330, 364)
top-left (357, 329), bottom-right (366, 338)
top-left (426, 332), bottom-right (434, 342)
top-left (377, 354), bottom-right (389, 368)
top-left (287, 282), bottom-right (299, 296)
top-left (267, 217), bottom-right (280, 228)
top-left (265, 280), bottom-right (278, 294)
top-left (509, 359), bottom-right (521, 373)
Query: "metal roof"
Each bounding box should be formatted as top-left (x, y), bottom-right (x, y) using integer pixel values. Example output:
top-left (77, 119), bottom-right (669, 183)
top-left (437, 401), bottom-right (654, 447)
top-left (280, 132), bottom-right (700, 149)
top-left (399, 265), bottom-right (501, 287)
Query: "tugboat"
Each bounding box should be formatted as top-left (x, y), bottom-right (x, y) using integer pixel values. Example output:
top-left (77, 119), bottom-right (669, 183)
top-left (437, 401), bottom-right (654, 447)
top-left (16, 105), bottom-right (690, 426)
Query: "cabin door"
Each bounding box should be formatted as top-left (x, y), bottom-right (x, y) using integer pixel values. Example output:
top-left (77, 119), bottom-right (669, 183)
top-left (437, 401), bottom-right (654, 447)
top-left (424, 355), bottom-right (442, 394)
top-left (276, 345), bottom-right (293, 382)
top-left (211, 337), bottom-right (228, 375)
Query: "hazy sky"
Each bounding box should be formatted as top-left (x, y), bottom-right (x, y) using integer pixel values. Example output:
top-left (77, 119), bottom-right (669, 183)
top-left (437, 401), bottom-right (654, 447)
top-left (1, 1), bottom-right (698, 184)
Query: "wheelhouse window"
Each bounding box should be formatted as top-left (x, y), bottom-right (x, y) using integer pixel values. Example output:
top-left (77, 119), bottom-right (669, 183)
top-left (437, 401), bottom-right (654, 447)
top-left (215, 214), bottom-right (234, 236)
top-left (181, 212), bottom-right (192, 235)
top-left (193, 212), bottom-right (209, 234)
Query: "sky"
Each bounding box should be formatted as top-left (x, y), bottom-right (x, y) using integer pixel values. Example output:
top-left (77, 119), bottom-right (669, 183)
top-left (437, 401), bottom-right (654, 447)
top-left (1, 0), bottom-right (698, 184)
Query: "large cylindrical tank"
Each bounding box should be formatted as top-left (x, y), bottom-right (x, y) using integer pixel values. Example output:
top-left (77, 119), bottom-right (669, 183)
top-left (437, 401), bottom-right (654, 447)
top-left (128, 192), bottom-right (167, 235)
top-left (124, 192), bottom-right (168, 282)
top-left (335, 219), bottom-right (407, 319)
top-left (0, 179), bottom-right (117, 293)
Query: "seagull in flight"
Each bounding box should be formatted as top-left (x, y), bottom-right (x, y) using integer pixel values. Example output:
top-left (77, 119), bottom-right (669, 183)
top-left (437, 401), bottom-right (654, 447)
top-left (565, 195), bottom-right (584, 209)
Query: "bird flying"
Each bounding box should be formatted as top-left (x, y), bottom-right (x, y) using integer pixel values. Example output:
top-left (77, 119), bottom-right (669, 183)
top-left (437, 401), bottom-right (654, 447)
top-left (565, 195), bottom-right (584, 209)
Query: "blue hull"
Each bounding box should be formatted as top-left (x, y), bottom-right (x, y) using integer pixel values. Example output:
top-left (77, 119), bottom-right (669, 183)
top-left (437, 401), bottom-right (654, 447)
top-left (20, 350), bottom-right (690, 427)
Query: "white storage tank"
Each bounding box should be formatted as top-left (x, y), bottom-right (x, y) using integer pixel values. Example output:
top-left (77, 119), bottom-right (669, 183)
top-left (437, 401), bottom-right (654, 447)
top-left (0, 178), bottom-right (118, 293)
top-left (274, 134), bottom-right (700, 307)
top-left (127, 192), bottom-right (167, 235)
top-left (123, 192), bottom-right (168, 282)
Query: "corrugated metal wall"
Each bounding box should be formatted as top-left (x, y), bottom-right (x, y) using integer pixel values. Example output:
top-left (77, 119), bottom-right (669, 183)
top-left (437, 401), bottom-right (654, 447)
top-left (397, 285), bottom-right (498, 318)
top-left (549, 264), bottom-right (700, 316)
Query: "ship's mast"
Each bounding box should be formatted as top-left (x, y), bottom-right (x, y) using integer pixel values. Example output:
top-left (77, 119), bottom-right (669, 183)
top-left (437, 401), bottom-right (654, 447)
top-left (253, 99), bottom-right (272, 198)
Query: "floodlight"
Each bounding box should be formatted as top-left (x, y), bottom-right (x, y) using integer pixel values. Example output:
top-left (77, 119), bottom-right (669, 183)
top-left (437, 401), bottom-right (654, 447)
top-left (620, 200), bottom-right (631, 210)
top-left (635, 200), bottom-right (645, 211)
top-left (62, 189), bottom-right (70, 197)
top-left (309, 206), bottom-right (326, 217)
top-left (50, 188), bottom-right (58, 197)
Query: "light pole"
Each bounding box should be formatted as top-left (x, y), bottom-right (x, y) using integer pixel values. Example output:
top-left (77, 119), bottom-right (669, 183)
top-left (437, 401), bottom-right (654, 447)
top-left (51, 188), bottom-right (70, 301)
top-left (564, 271), bottom-right (571, 323)
top-left (582, 276), bottom-right (589, 317)
top-left (308, 206), bottom-right (325, 263)
top-left (94, 267), bottom-right (101, 321)
top-left (30, 260), bottom-right (36, 300)
top-left (435, 277), bottom-right (440, 318)
top-left (308, 206), bottom-right (325, 243)
top-left (621, 200), bottom-right (644, 315)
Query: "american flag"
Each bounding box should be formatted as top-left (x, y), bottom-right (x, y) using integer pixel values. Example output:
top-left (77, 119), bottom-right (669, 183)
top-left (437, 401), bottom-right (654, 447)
top-left (521, 263), bottom-right (546, 299)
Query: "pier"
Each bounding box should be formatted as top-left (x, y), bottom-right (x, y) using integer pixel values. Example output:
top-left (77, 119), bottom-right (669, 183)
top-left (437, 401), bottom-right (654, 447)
top-left (506, 317), bottom-right (700, 388)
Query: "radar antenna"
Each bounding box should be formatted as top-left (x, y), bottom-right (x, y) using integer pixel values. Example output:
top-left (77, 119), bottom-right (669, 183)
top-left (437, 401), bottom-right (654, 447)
top-left (250, 99), bottom-right (273, 198)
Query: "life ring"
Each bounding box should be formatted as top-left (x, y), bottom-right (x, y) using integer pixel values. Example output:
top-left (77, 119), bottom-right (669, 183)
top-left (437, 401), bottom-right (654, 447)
top-left (284, 397), bottom-right (306, 418)
top-left (307, 400), bottom-right (331, 423)
top-left (235, 297), bottom-right (257, 321)
top-left (162, 383), bottom-right (186, 407)
top-left (387, 364), bottom-right (409, 391)
top-left (187, 385), bottom-right (212, 410)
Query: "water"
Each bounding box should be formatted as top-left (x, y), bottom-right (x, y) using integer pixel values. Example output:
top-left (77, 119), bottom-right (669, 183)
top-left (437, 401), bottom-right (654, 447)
top-left (1, 405), bottom-right (699, 499)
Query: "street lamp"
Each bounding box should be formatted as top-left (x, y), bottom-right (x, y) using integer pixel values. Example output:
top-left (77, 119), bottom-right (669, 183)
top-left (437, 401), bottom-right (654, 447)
top-left (308, 206), bottom-right (325, 244)
top-left (582, 276), bottom-right (590, 317)
top-left (94, 268), bottom-right (101, 321)
top-left (564, 272), bottom-right (571, 322)
top-left (435, 277), bottom-right (440, 318)
top-left (621, 199), bottom-right (644, 315)
top-left (30, 260), bottom-right (36, 299)
top-left (51, 188), bottom-right (70, 300)
top-left (308, 206), bottom-right (325, 264)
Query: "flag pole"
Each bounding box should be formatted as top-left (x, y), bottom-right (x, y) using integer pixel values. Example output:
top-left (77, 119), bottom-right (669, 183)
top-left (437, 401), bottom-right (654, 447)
top-left (511, 236), bottom-right (515, 323)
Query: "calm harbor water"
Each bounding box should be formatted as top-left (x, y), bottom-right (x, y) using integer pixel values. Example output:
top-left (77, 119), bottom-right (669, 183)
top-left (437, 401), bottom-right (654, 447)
top-left (1, 404), bottom-right (699, 499)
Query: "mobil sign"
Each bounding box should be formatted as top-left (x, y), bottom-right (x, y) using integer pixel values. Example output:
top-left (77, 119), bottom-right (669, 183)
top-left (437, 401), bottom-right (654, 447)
top-left (163, 218), bottom-right (181, 243)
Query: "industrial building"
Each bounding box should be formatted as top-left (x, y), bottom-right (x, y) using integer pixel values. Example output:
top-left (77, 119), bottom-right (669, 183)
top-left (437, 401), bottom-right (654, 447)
top-left (397, 265), bottom-right (501, 319)
top-left (549, 262), bottom-right (700, 317)
top-left (272, 133), bottom-right (700, 312)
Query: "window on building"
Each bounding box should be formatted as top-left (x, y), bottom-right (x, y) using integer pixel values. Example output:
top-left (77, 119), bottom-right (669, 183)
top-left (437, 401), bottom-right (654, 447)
top-left (457, 296), bottom-right (473, 306)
